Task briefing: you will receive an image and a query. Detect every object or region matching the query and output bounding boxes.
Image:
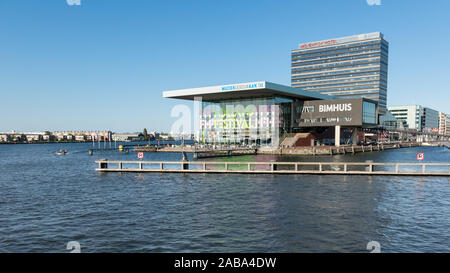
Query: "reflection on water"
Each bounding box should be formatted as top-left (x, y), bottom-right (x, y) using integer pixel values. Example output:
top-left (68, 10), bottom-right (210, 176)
top-left (0, 143), bottom-right (449, 252)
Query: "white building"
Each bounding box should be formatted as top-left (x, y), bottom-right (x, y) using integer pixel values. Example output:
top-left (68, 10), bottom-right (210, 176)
top-left (388, 105), bottom-right (422, 130)
top-left (0, 134), bottom-right (10, 142)
top-left (388, 105), bottom-right (440, 133)
top-left (112, 133), bottom-right (141, 142)
top-left (439, 112), bottom-right (447, 135)
top-left (447, 115), bottom-right (450, 136)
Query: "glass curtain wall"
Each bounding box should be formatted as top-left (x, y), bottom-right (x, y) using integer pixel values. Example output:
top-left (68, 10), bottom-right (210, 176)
top-left (199, 97), bottom-right (291, 147)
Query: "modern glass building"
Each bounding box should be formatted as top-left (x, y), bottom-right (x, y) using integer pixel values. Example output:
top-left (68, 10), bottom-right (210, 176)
top-left (388, 105), bottom-right (423, 131)
top-left (291, 32), bottom-right (389, 114)
top-left (163, 81), bottom-right (378, 147)
top-left (387, 105), bottom-right (440, 133)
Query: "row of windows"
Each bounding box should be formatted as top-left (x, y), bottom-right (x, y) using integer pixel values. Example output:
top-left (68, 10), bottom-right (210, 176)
top-left (292, 50), bottom-right (384, 67)
top-left (292, 48), bottom-right (383, 64)
top-left (291, 53), bottom-right (382, 66)
top-left (292, 65), bottom-right (381, 78)
top-left (294, 75), bottom-right (381, 86)
top-left (315, 79), bottom-right (388, 90)
top-left (292, 58), bottom-right (381, 74)
top-left (363, 101), bottom-right (377, 124)
top-left (318, 88), bottom-right (380, 95)
top-left (292, 72), bottom-right (388, 85)
top-left (300, 81), bottom-right (386, 91)
top-left (292, 70), bottom-right (382, 83)
top-left (294, 75), bottom-right (388, 87)
top-left (294, 43), bottom-right (382, 59)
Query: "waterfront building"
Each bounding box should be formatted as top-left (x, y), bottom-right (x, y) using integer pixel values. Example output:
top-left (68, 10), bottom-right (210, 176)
top-left (421, 107), bottom-right (439, 133)
top-left (291, 32), bottom-right (388, 114)
top-left (0, 134), bottom-right (11, 142)
top-left (388, 105), bottom-right (423, 131)
top-left (75, 135), bottom-right (86, 142)
top-left (379, 110), bottom-right (406, 130)
top-left (447, 115), bottom-right (450, 136)
top-left (163, 81), bottom-right (379, 147)
top-left (388, 105), bottom-right (440, 133)
top-left (439, 112), bottom-right (448, 135)
top-left (111, 133), bottom-right (142, 142)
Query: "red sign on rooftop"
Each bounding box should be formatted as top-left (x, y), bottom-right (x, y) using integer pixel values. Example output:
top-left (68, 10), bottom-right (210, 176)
top-left (300, 39), bottom-right (337, 49)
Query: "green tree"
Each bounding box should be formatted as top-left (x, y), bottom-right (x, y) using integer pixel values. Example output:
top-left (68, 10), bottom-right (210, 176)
top-left (143, 128), bottom-right (149, 141)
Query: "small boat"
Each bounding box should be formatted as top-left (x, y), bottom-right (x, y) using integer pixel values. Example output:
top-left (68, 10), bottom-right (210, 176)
top-left (56, 149), bottom-right (68, 155)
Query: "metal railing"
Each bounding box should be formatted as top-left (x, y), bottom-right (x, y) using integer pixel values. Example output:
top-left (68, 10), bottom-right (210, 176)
top-left (95, 160), bottom-right (450, 176)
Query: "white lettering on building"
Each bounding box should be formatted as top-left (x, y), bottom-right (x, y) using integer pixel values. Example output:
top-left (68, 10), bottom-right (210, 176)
top-left (319, 103), bottom-right (352, 113)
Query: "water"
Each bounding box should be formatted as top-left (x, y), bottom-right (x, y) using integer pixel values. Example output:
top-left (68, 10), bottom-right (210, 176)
top-left (0, 143), bottom-right (449, 253)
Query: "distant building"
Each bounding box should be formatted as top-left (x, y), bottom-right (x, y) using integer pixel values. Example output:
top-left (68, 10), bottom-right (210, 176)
top-left (149, 131), bottom-right (160, 139)
top-left (75, 135), bottom-right (86, 142)
top-left (439, 112), bottom-right (448, 135)
top-left (112, 133), bottom-right (142, 142)
top-left (0, 134), bottom-right (11, 142)
top-left (388, 105), bottom-right (422, 131)
top-left (447, 115), bottom-right (450, 136)
top-left (388, 105), bottom-right (440, 133)
top-left (440, 113), bottom-right (450, 136)
top-left (379, 110), bottom-right (406, 129)
top-left (421, 107), bottom-right (439, 133)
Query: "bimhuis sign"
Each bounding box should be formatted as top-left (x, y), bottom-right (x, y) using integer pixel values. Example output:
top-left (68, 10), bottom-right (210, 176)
top-left (294, 98), bottom-right (363, 127)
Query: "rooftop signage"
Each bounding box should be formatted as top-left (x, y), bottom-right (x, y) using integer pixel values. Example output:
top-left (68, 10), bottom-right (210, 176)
top-left (300, 39), bottom-right (337, 49)
top-left (162, 81), bottom-right (332, 101)
top-left (299, 32), bottom-right (383, 49)
top-left (221, 82), bottom-right (265, 91)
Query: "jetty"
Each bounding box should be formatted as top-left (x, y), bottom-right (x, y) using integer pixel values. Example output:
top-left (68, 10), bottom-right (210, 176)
top-left (129, 142), bottom-right (421, 157)
top-left (95, 160), bottom-right (450, 176)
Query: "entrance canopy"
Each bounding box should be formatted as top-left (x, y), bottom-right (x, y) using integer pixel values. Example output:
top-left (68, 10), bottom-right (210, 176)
top-left (163, 81), bottom-right (334, 102)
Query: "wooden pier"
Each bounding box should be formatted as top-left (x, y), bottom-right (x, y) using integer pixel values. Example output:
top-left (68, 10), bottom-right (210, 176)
top-left (95, 160), bottom-right (450, 176)
top-left (127, 142), bottom-right (423, 158)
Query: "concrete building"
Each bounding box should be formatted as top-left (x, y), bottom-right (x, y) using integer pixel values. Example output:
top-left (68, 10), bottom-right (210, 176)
top-left (0, 134), bottom-right (11, 142)
top-left (75, 135), bottom-right (86, 142)
top-left (388, 105), bottom-right (440, 133)
top-left (112, 133), bottom-right (142, 142)
top-left (388, 105), bottom-right (422, 131)
top-left (292, 32), bottom-right (388, 114)
top-left (439, 112), bottom-right (448, 135)
top-left (379, 110), bottom-right (407, 130)
top-left (447, 115), bottom-right (450, 136)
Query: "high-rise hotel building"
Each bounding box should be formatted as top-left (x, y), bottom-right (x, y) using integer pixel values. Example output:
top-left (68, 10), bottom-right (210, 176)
top-left (291, 32), bottom-right (389, 114)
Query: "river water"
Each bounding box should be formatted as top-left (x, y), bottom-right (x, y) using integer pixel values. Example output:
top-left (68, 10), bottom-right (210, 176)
top-left (0, 143), bottom-right (449, 253)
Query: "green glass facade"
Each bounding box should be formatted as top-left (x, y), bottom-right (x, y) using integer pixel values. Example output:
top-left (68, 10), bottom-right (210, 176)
top-left (199, 97), bottom-right (292, 146)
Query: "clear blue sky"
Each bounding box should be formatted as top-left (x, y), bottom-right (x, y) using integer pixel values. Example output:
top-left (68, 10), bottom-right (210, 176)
top-left (1, 0), bottom-right (449, 132)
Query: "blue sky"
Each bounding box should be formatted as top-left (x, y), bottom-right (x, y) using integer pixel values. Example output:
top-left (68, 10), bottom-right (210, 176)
top-left (1, 0), bottom-right (449, 132)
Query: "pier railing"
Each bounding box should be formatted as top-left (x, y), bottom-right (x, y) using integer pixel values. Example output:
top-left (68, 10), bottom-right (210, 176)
top-left (95, 160), bottom-right (450, 176)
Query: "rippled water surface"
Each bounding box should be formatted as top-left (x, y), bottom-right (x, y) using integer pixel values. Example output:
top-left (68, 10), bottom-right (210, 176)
top-left (0, 143), bottom-right (449, 252)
